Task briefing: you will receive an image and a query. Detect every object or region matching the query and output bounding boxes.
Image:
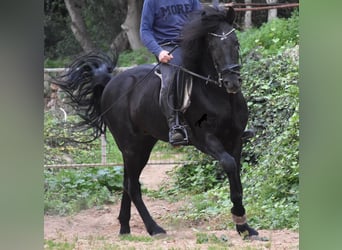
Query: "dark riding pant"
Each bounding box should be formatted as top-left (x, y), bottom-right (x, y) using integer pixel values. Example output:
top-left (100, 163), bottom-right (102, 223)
top-left (159, 44), bottom-right (183, 129)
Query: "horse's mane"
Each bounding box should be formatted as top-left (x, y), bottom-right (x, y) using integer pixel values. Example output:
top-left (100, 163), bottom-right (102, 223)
top-left (181, 6), bottom-right (232, 71)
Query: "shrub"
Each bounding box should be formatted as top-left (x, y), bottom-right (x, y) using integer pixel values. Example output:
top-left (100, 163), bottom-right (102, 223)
top-left (44, 167), bottom-right (123, 215)
top-left (117, 47), bottom-right (155, 67)
top-left (237, 11), bottom-right (299, 57)
top-left (44, 109), bottom-right (124, 215)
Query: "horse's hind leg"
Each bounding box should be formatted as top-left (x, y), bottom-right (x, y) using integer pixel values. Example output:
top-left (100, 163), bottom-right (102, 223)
top-left (118, 168), bottom-right (131, 234)
top-left (118, 137), bottom-right (166, 236)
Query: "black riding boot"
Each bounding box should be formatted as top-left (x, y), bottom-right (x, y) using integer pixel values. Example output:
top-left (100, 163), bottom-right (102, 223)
top-left (168, 112), bottom-right (186, 144)
top-left (160, 86), bottom-right (187, 146)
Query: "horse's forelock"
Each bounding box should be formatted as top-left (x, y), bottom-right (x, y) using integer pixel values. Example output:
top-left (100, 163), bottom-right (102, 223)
top-left (182, 7), bottom-right (231, 45)
top-left (181, 7), bottom-right (230, 69)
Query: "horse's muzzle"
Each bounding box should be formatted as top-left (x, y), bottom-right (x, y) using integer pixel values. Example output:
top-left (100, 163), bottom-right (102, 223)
top-left (223, 76), bottom-right (242, 94)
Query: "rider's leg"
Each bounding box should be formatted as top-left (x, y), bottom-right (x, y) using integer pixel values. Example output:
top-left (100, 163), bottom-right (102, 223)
top-left (159, 45), bottom-right (189, 145)
top-left (159, 64), bottom-right (185, 144)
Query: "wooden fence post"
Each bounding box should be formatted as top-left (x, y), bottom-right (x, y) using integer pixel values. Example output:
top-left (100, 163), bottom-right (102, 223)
top-left (101, 133), bottom-right (107, 165)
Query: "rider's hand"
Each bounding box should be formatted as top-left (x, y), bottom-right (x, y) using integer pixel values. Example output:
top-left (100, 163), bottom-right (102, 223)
top-left (158, 50), bottom-right (173, 63)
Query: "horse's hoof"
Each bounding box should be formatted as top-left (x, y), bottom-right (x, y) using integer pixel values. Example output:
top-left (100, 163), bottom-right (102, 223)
top-left (236, 223), bottom-right (259, 239)
top-left (248, 235), bottom-right (269, 241)
top-left (152, 232), bottom-right (167, 239)
top-left (150, 225), bottom-right (167, 236)
top-left (119, 227), bottom-right (131, 235)
top-left (119, 232), bottom-right (131, 237)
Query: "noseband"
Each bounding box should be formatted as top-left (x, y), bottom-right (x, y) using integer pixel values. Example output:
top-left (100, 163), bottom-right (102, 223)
top-left (209, 28), bottom-right (241, 87)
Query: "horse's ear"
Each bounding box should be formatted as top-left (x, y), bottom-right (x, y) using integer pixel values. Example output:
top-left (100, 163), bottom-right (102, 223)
top-left (226, 7), bottom-right (235, 24)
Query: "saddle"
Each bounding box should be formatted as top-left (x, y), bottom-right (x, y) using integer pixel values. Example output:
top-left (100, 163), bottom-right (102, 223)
top-left (155, 67), bottom-right (193, 145)
top-left (154, 67), bottom-right (193, 113)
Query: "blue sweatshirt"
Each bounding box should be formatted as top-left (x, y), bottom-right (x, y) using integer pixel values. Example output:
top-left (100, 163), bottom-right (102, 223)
top-left (140, 0), bottom-right (202, 57)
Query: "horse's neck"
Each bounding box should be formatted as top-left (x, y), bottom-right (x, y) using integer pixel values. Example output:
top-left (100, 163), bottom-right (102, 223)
top-left (198, 53), bottom-right (217, 81)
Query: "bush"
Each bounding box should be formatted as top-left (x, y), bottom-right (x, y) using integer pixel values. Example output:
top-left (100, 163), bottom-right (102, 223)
top-left (242, 49), bottom-right (299, 165)
top-left (44, 167), bottom-right (123, 215)
top-left (237, 11), bottom-right (299, 57)
top-left (117, 47), bottom-right (156, 67)
top-left (44, 109), bottom-right (124, 215)
top-left (44, 109), bottom-right (123, 165)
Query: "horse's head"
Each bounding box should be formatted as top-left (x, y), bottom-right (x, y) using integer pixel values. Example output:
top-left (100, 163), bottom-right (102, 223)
top-left (206, 7), bottom-right (241, 94)
top-left (181, 6), bottom-right (242, 94)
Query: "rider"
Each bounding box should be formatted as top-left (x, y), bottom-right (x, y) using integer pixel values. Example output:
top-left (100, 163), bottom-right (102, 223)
top-left (140, 0), bottom-right (202, 146)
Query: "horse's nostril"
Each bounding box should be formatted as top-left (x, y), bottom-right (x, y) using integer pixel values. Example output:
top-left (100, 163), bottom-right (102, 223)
top-left (223, 79), bottom-right (241, 94)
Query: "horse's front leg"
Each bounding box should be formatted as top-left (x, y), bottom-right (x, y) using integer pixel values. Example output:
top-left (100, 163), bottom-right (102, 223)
top-left (228, 135), bottom-right (259, 238)
top-left (202, 133), bottom-right (258, 237)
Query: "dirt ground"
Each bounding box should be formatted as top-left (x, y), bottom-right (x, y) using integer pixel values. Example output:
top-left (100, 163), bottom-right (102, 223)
top-left (44, 164), bottom-right (299, 250)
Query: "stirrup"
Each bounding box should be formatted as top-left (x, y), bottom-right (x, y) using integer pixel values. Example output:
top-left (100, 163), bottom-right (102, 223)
top-left (169, 125), bottom-right (189, 146)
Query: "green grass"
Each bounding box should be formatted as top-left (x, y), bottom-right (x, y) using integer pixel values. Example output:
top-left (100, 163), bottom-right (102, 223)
top-left (44, 239), bottom-right (75, 250)
top-left (119, 234), bottom-right (154, 242)
top-left (117, 47), bottom-right (155, 67)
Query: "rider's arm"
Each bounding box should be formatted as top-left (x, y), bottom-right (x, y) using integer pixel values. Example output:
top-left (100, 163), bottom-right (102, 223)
top-left (140, 0), bottom-right (163, 57)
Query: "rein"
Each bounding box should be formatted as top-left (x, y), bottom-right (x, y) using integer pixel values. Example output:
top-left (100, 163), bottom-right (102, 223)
top-left (166, 62), bottom-right (219, 85)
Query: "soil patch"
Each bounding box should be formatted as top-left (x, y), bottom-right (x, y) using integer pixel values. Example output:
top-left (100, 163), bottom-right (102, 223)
top-left (44, 165), bottom-right (299, 249)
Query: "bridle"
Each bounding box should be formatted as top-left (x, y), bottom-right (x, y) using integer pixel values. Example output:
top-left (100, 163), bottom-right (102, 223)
top-left (168, 27), bottom-right (241, 88)
top-left (208, 28), bottom-right (242, 87)
top-left (208, 28), bottom-right (236, 40)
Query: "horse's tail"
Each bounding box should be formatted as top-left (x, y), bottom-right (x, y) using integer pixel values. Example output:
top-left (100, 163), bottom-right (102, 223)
top-left (54, 51), bottom-right (117, 141)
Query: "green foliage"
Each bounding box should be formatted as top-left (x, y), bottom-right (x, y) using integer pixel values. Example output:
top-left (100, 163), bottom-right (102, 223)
top-left (173, 148), bottom-right (225, 194)
top-left (44, 57), bottom-right (73, 68)
top-left (117, 47), bottom-right (156, 67)
top-left (44, 167), bottom-right (122, 215)
top-left (44, 239), bottom-right (75, 250)
top-left (44, 110), bottom-right (124, 215)
top-left (195, 232), bottom-right (226, 244)
top-left (44, 110), bottom-right (123, 165)
top-left (237, 11), bottom-right (299, 57)
top-left (242, 51), bottom-right (299, 166)
top-left (119, 235), bottom-right (153, 242)
top-left (179, 186), bottom-right (231, 224)
top-left (44, 0), bottom-right (126, 62)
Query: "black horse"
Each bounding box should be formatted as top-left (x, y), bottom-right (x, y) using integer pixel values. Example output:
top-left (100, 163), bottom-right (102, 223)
top-left (55, 6), bottom-right (258, 238)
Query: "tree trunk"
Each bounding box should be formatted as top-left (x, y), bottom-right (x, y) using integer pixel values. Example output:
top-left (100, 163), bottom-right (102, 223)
top-left (109, 30), bottom-right (130, 54)
top-left (266, 0), bottom-right (278, 22)
top-left (244, 0), bottom-right (252, 29)
top-left (64, 0), bottom-right (95, 52)
top-left (121, 0), bottom-right (143, 50)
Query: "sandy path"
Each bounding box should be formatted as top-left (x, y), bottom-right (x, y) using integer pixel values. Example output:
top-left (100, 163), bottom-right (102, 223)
top-left (44, 164), bottom-right (299, 249)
